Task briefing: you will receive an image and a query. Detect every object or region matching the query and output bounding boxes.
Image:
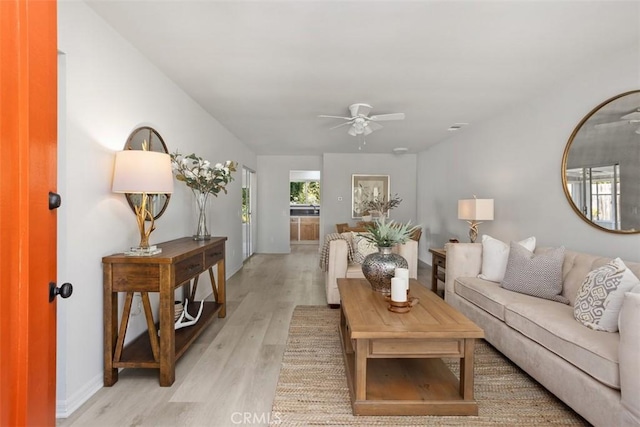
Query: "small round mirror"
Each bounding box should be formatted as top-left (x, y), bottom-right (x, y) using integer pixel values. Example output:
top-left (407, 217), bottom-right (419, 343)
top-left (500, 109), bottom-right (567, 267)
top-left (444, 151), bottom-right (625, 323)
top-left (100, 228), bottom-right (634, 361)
top-left (124, 126), bottom-right (171, 220)
top-left (562, 90), bottom-right (640, 234)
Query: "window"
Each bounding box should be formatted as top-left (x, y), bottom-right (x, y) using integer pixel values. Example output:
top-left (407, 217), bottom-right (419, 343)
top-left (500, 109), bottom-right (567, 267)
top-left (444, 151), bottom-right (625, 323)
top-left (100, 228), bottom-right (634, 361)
top-left (290, 181), bottom-right (320, 205)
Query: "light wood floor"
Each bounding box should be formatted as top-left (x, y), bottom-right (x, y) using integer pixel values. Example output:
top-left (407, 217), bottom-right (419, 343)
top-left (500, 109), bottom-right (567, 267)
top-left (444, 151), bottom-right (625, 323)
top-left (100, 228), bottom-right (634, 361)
top-left (57, 244), bottom-right (431, 427)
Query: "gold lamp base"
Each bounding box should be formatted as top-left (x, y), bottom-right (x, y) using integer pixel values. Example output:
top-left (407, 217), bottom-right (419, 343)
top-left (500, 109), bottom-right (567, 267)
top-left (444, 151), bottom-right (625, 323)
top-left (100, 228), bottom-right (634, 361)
top-left (124, 193), bottom-right (160, 256)
top-left (467, 220), bottom-right (481, 243)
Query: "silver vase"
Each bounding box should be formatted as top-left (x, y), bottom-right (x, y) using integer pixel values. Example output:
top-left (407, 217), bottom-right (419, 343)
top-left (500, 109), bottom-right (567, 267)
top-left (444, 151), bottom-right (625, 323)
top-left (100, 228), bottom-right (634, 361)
top-left (361, 246), bottom-right (408, 294)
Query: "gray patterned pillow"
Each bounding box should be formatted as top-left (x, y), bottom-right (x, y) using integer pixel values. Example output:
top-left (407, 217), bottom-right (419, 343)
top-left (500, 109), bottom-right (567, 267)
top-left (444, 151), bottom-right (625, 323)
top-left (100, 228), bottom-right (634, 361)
top-left (501, 243), bottom-right (568, 304)
top-left (574, 258), bottom-right (640, 332)
top-left (351, 232), bottom-right (377, 264)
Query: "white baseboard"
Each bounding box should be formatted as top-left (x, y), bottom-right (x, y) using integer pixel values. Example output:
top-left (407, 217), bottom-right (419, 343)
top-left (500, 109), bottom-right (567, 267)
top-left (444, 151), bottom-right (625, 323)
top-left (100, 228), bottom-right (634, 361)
top-left (55, 373), bottom-right (103, 419)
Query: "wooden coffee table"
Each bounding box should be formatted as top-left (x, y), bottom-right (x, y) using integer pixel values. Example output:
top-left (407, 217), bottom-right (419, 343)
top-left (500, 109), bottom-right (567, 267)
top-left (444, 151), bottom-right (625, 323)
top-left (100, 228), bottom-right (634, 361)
top-left (337, 278), bottom-right (484, 416)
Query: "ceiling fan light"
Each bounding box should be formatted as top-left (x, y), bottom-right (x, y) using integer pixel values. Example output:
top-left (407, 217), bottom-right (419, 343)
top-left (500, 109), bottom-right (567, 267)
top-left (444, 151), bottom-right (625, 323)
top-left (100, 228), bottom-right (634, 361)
top-left (364, 126), bottom-right (373, 136)
top-left (347, 127), bottom-right (357, 136)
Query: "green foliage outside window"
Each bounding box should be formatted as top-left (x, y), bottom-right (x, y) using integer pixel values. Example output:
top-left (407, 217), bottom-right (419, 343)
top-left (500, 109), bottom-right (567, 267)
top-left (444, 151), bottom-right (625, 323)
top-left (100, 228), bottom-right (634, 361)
top-left (290, 181), bottom-right (320, 205)
top-left (242, 187), bottom-right (249, 223)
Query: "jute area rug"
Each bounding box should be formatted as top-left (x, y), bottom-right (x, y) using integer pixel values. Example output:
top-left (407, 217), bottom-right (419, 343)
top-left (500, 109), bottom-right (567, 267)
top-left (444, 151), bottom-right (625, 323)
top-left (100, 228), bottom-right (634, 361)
top-left (271, 305), bottom-right (590, 426)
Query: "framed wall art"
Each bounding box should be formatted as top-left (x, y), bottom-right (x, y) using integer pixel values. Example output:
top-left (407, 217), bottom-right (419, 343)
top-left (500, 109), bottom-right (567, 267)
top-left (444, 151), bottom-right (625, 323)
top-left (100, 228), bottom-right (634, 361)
top-left (351, 174), bottom-right (389, 219)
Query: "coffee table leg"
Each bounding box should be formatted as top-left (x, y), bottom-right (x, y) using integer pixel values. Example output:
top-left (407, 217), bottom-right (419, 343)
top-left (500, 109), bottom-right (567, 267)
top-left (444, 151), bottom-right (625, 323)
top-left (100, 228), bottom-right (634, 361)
top-left (459, 338), bottom-right (475, 399)
top-left (355, 339), bottom-right (368, 401)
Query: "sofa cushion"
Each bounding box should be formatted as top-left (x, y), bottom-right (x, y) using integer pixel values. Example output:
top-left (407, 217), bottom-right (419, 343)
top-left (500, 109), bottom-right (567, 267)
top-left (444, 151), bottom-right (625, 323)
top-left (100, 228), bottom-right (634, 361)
top-left (454, 277), bottom-right (538, 321)
top-left (478, 234), bottom-right (536, 282)
top-left (505, 300), bottom-right (620, 389)
top-left (502, 243), bottom-right (568, 304)
top-left (574, 258), bottom-right (640, 332)
top-left (351, 232), bottom-right (377, 264)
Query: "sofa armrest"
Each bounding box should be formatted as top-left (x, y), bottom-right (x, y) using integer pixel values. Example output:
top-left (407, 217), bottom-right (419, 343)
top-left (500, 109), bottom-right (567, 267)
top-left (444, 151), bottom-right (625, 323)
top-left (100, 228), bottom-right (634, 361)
top-left (619, 292), bottom-right (640, 426)
top-left (325, 239), bottom-right (350, 305)
top-left (444, 242), bottom-right (482, 302)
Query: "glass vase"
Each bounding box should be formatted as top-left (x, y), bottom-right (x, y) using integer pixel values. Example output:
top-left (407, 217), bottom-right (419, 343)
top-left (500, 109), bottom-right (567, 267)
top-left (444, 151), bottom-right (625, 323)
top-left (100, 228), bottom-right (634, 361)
top-left (192, 189), bottom-right (211, 240)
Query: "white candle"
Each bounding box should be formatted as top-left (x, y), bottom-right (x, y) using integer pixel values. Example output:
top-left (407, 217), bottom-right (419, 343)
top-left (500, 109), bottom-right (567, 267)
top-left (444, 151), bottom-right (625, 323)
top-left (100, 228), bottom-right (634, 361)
top-left (391, 278), bottom-right (407, 302)
top-left (395, 268), bottom-right (409, 292)
top-left (394, 268), bottom-right (409, 278)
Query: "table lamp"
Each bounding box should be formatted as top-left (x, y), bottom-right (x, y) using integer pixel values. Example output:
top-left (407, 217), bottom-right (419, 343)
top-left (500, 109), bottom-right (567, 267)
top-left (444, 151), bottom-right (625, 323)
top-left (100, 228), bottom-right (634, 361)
top-left (458, 197), bottom-right (494, 243)
top-left (112, 150), bottom-right (174, 255)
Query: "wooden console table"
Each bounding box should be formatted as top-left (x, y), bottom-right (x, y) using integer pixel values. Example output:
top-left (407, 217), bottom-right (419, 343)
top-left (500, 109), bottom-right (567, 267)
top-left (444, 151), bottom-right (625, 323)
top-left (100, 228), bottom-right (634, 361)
top-left (102, 236), bottom-right (227, 387)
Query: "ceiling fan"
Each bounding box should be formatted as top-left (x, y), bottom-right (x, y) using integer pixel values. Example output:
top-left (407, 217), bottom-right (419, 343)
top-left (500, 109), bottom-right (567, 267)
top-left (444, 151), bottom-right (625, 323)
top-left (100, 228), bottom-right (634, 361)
top-left (594, 108), bottom-right (640, 134)
top-left (319, 103), bottom-right (405, 136)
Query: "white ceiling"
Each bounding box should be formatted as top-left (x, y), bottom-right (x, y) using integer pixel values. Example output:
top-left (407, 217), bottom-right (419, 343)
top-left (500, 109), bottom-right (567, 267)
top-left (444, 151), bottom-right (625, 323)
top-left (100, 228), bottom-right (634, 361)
top-left (85, 1), bottom-right (639, 155)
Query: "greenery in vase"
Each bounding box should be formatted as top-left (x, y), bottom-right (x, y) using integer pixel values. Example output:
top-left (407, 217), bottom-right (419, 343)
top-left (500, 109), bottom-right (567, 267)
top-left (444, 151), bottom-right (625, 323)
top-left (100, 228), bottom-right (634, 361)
top-left (360, 216), bottom-right (421, 247)
top-left (170, 151), bottom-right (237, 195)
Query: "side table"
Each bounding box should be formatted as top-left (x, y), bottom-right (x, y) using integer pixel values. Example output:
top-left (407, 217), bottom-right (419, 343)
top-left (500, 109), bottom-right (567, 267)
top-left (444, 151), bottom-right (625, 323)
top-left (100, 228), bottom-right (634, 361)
top-left (428, 248), bottom-right (446, 296)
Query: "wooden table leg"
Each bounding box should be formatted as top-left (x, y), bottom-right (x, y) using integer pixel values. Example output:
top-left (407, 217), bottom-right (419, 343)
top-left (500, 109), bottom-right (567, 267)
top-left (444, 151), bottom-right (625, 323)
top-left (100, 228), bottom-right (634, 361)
top-left (431, 253), bottom-right (438, 293)
top-left (158, 264), bottom-right (175, 387)
top-left (103, 265), bottom-right (118, 386)
top-left (355, 339), bottom-right (368, 402)
top-left (460, 338), bottom-right (475, 400)
top-left (141, 292), bottom-right (160, 362)
top-left (113, 292), bottom-right (134, 362)
top-left (217, 259), bottom-right (226, 318)
top-left (208, 267), bottom-right (218, 303)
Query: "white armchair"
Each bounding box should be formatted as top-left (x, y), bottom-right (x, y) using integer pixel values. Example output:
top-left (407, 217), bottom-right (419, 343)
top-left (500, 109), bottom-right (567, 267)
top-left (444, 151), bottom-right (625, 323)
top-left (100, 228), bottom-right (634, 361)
top-left (323, 232), bottom-right (418, 306)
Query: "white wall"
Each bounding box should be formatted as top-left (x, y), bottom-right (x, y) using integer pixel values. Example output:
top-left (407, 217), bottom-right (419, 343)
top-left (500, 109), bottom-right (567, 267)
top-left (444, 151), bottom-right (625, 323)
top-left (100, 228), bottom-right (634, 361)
top-left (321, 153), bottom-right (418, 239)
top-left (417, 44), bottom-right (640, 264)
top-left (256, 155), bottom-right (322, 253)
top-left (57, 2), bottom-right (256, 416)
top-left (255, 153), bottom-right (418, 254)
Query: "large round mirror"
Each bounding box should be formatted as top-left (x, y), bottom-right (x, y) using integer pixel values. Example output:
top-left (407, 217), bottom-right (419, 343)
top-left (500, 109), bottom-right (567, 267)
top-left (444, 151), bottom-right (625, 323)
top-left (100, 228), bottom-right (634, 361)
top-left (562, 90), bottom-right (640, 234)
top-left (124, 126), bottom-right (171, 220)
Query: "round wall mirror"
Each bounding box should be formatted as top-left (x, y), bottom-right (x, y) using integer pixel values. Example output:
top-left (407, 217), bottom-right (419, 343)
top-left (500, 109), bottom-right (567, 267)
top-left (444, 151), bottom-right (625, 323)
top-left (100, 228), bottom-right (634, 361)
top-left (562, 90), bottom-right (640, 234)
top-left (124, 126), bottom-right (171, 220)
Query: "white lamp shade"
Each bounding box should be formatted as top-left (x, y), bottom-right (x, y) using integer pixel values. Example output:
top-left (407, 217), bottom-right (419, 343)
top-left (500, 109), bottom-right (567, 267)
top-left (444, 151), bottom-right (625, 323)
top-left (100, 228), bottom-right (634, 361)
top-left (458, 198), bottom-right (494, 221)
top-left (112, 150), bottom-right (174, 194)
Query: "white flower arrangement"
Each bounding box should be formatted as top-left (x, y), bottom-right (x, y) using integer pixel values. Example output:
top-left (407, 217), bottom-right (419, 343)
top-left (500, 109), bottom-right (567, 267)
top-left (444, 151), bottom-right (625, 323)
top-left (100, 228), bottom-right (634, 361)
top-left (170, 151), bottom-right (237, 196)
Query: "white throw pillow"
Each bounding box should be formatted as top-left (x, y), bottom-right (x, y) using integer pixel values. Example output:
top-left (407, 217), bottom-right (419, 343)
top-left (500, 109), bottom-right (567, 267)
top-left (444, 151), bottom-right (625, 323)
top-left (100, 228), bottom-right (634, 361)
top-left (478, 235), bottom-right (536, 282)
top-left (351, 232), bottom-right (377, 264)
top-left (574, 258), bottom-right (640, 332)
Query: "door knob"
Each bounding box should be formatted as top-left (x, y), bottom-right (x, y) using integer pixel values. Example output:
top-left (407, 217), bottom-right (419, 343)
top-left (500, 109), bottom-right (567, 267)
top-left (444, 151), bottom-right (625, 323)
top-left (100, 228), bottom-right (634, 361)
top-left (49, 192), bottom-right (62, 210)
top-left (49, 282), bottom-right (73, 302)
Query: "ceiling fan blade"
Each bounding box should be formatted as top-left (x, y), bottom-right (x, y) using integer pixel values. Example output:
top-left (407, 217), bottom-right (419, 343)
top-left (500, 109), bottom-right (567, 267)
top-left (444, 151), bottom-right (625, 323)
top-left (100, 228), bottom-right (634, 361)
top-left (367, 121), bottom-right (383, 131)
top-left (329, 121), bottom-right (354, 131)
top-left (318, 115), bottom-right (352, 120)
top-left (369, 113), bottom-right (405, 121)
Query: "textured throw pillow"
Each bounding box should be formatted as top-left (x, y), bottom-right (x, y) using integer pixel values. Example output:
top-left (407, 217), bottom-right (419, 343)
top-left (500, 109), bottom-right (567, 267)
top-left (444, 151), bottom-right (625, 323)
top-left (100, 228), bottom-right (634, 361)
top-left (574, 258), bottom-right (640, 332)
top-left (478, 235), bottom-right (536, 282)
top-left (351, 232), bottom-right (377, 264)
top-left (501, 243), bottom-right (568, 304)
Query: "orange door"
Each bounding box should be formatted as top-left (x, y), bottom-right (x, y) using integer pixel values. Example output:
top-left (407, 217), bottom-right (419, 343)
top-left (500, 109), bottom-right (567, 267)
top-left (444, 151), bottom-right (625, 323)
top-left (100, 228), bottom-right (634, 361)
top-left (0, 0), bottom-right (59, 425)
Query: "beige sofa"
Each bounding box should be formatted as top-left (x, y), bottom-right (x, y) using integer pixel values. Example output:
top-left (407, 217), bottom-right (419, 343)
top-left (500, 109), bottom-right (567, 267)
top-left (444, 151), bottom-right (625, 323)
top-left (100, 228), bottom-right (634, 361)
top-left (323, 232), bottom-right (418, 306)
top-left (445, 242), bottom-right (640, 427)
